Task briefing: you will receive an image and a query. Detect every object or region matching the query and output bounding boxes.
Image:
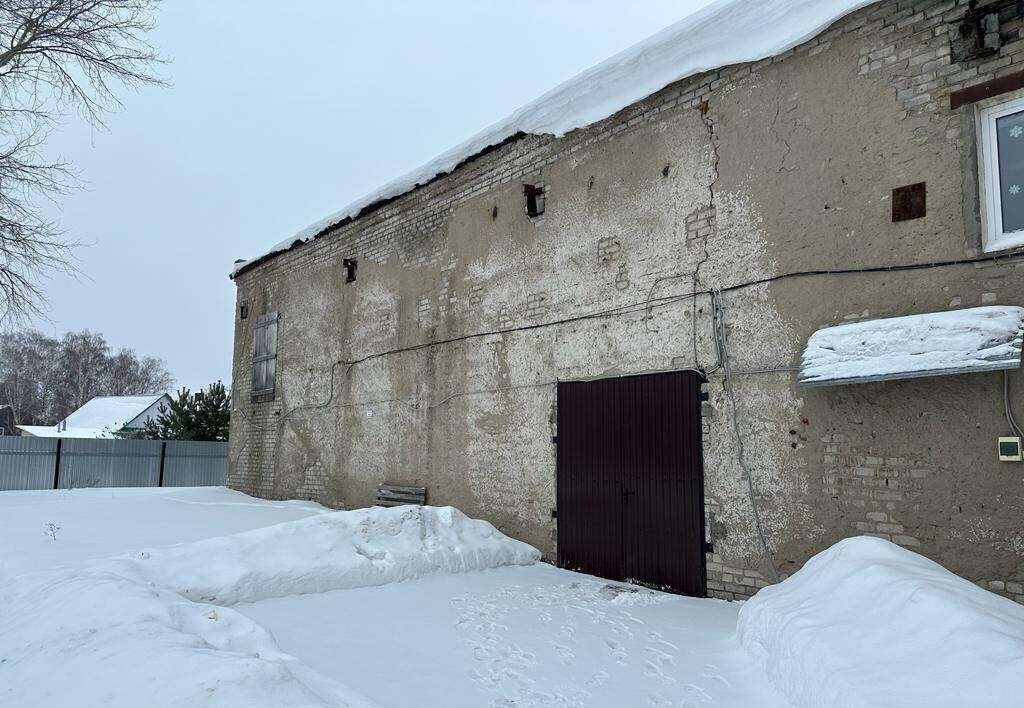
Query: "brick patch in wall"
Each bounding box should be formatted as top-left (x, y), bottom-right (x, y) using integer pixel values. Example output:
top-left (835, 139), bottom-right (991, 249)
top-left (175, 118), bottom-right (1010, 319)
top-left (417, 295), bottom-right (432, 328)
top-left (469, 285), bottom-right (485, 307)
top-left (615, 262), bottom-right (630, 291)
top-left (597, 236), bottom-right (622, 262)
top-left (685, 205), bottom-right (716, 243)
top-left (496, 305), bottom-right (514, 329)
top-left (975, 578), bottom-right (1024, 605)
top-left (526, 292), bottom-right (551, 320)
top-left (295, 461), bottom-right (328, 502)
top-left (706, 553), bottom-right (769, 601)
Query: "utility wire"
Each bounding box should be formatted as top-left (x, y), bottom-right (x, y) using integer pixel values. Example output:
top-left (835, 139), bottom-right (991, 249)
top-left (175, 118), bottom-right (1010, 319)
top-left (1004, 370), bottom-right (1024, 439)
top-left (712, 289), bottom-right (778, 581)
top-left (339, 249), bottom-right (1024, 371)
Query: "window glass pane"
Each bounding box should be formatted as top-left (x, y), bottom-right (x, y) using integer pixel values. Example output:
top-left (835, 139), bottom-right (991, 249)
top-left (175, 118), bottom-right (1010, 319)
top-left (997, 109), bottom-right (1024, 233)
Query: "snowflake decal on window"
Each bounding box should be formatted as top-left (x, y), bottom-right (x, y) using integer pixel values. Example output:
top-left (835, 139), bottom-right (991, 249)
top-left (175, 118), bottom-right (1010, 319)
top-left (1010, 184), bottom-right (1021, 195)
top-left (1011, 126), bottom-right (1024, 138)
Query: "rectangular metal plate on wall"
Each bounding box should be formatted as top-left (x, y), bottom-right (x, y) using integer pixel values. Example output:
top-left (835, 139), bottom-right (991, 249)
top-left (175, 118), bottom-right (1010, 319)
top-left (892, 182), bottom-right (926, 222)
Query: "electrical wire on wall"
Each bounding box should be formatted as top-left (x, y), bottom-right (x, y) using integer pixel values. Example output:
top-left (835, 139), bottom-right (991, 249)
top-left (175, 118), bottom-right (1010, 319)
top-left (711, 289), bottom-right (778, 580)
top-left (1004, 370), bottom-right (1024, 439)
top-left (253, 246), bottom-right (1024, 564)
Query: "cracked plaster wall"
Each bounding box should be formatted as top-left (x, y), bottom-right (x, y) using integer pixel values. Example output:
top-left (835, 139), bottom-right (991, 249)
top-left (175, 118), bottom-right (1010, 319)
top-left (231, 0), bottom-right (1024, 602)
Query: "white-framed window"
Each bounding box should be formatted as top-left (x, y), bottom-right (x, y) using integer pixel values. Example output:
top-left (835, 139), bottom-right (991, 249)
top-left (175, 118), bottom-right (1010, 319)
top-left (979, 95), bottom-right (1024, 252)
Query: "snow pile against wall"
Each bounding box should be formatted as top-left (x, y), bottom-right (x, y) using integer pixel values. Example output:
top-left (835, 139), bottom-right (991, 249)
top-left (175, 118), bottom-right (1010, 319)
top-left (0, 504), bottom-right (537, 707)
top-left (798, 305), bottom-right (1024, 386)
top-left (232, 0), bottom-right (875, 274)
top-left (118, 504), bottom-right (541, 605)
top-left (737, 536), bottom-right (1024, 708)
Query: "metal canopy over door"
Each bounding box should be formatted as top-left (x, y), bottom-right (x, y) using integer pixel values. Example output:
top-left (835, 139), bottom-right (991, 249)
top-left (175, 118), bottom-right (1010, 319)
top-left (556, 370), bottom-right (706, 597)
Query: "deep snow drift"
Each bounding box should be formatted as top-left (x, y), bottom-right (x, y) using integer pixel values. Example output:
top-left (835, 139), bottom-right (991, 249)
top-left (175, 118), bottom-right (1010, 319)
top-left (119, 504), bottom-right (541, 605)
top-left (233, 0), bottom-right (876, 274)
top-left (738, 536), bottom-right (1024, 708)
top-left (0, 502), bottom-right (539, 708)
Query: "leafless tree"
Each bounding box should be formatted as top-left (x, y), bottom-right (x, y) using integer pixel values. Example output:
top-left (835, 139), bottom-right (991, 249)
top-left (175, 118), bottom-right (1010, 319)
top-left (0, 0), bottom-right (163, 321)
top-left (0, 327), bottom-right (172, 423)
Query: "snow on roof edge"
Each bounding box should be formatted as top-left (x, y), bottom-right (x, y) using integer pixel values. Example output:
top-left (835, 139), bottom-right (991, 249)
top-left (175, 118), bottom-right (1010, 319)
top-left (231, 0), bottom-right (877, 277)
top-left (63, 394), bottom-right (169, 431)
top-left (16, 425), bottom-right (116, 439)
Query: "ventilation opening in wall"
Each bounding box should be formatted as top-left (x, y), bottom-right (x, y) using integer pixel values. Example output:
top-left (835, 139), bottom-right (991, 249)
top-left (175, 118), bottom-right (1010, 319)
top-left (343, 258), bottom-right (358, 283)
top-left (524, 183), bottom-right (546, 218)
top-left (239, 303), bottom-right (249, 320)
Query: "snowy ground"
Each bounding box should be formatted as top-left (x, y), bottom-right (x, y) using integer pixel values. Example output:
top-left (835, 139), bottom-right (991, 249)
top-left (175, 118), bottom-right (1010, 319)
top-left (2, 487), bottom-right (1021, 707)
top-left (0, 486), bottom-right (325, 580)
top-left (239, 563), bottom-right (792, 708)
top-left (0, 486), bottom-right (788, 707)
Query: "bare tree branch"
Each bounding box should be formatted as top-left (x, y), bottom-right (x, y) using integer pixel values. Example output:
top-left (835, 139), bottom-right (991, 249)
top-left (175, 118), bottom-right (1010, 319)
top-left (0, 0), bottom-right (163, 322)
top-left (0, 327), bottom-right (173, 424)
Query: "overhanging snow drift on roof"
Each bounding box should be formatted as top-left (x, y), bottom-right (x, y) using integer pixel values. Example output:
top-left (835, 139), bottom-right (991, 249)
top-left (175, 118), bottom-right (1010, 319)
top-left (232, 0), bottom-right (878, 277)
top-left (798, 306), bottom-right (1024, 387)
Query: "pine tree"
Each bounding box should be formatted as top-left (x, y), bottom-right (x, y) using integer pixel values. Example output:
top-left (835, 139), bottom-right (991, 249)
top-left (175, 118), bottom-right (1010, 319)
top-left (195, 381), bottom-right (231, 441)
top-left (142, 382), bottom-right (230, 441)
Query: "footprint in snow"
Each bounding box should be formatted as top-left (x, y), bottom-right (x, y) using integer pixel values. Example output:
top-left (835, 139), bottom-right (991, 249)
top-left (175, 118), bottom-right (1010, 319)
top-left (553, 643), bottom-right (574, 665)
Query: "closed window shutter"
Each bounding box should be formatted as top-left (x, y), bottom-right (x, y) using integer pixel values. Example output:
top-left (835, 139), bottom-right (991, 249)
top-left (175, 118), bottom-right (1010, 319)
top-left (252, 312), bottom-right (278, 395)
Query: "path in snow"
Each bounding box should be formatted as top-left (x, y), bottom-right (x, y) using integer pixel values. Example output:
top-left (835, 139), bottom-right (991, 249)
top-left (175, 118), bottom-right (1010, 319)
top-left (238, 563), bottom-right (792, 708)
top-left (0, 486), bottom-right (326, 579)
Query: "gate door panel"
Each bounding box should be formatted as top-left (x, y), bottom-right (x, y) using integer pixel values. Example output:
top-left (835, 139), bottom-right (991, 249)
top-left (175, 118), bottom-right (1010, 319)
top-left (556, 371), bottom-right (705, 596)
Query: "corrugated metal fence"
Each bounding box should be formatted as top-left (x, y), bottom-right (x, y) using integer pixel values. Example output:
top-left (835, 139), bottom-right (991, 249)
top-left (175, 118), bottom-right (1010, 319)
top-left (0, 437), bottom-right (227, 491)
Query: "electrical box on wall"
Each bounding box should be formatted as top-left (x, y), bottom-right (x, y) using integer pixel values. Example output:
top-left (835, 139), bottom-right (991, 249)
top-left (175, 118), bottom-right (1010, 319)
top-left (998, 436), bottom-right (1022, 462)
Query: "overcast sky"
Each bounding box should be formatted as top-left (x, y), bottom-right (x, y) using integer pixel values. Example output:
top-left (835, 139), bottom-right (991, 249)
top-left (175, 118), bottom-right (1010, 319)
top-left (34, 0), bottom-right (713, 392)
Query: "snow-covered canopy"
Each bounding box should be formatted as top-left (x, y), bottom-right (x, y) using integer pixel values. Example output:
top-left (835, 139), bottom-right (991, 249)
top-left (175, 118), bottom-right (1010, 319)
top-left (17, 394), bottom-right (170, 439)
top-left (232, 0), bottom-right (876, 276)
top-left (798, 306), bottom-right (1024, 387)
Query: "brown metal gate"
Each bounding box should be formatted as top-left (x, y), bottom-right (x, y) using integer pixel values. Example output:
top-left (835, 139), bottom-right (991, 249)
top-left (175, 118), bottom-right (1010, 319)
top-left (556, 371), bottom-right (706, 596)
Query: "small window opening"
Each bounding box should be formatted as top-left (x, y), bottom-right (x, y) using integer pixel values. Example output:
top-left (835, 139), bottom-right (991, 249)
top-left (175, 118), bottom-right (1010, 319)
top-left (252, 312), bottom-right (278, 399)
top-left (524, 184), bottom-right (546, 218)
top-left (343, 258), bottom-right (358, 283)
top-left (239, 303), bottom-right (249, 320)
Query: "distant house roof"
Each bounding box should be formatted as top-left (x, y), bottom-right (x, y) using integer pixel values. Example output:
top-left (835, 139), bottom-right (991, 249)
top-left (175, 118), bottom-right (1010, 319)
top-left (231, 0), bottom-right (875, 277)
top-left (17, 394), bottom-right (171, 439)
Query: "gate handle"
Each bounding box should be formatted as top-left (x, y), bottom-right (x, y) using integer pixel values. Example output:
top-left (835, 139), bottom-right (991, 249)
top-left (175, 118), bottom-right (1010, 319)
top-left (622, 488), bottom-right (632, 503)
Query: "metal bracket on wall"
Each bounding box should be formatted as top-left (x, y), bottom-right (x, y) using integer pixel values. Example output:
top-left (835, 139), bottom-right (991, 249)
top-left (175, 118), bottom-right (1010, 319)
top-left (703, 541), bottom-right (714, 554)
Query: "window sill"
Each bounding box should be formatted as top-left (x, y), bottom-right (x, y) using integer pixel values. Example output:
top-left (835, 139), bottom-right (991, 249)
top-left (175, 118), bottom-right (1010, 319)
top-left (250, 392), bottom-right (276, 404)
top-left (984, 230), bottom-right (1024, 253)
